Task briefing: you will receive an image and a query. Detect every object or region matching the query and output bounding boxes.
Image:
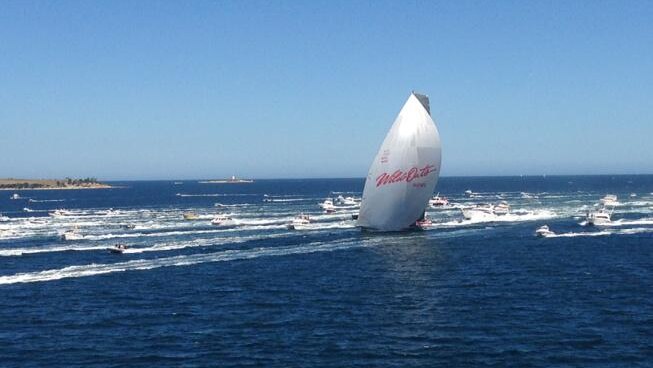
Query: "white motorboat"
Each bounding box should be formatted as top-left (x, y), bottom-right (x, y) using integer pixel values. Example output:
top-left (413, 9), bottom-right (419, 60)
top-left (319, 199), bottom-right (336, 213)
top-left (461, 204), bottom-right (495, 220)
top-left (334, 195), bottom-right (357, 206)
top-left (109, 244), bottom-right (128, 254)
top-left (49, 209), bottom-right (72, 217)
top-left (599, 194), bottom-right (618, 207)
top-left (464, 190), bottom-right (473, 197)
top-left (211, 215), bottom-right (236, 227)
top-left (0, 213), bottom-right (9, 222)
top-left (10, 193), bottom-right (21, 200)
top-left (287, 213), bottom-right (311, 230)
top-left (586, 208), bottom-right (612, 226)
top-left (23, 207), bottom-right (34, 212)
top-left (493, 201), bottom-right (510, 215)
top-left (61, 228), bottom-right (83, 241)
top-left (535, 225), bottom-right (555, 237)
top-left (357, 92), bottom-right (441, 231)
top-left (429, 194), bottom-right (449, 207)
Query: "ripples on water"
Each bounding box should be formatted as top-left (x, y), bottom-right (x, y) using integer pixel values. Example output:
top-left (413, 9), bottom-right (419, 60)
top-left (1, 176), bottom-right (652, 367)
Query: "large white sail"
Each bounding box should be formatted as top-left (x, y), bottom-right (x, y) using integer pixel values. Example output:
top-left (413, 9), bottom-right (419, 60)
top-left (357, 92), bottom-right (441, 231)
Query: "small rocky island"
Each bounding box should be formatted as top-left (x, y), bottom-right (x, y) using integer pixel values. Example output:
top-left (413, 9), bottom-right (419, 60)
top-left (0, 178), bottom-right (112, 190)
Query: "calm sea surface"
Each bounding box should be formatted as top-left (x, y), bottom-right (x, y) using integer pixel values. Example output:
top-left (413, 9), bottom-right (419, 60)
top-left (1, 176), bottom-right (652, 367)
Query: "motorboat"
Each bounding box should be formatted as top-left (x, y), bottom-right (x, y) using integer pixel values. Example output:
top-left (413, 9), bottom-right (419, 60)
top-left (429, 194), bottom-right (449, 207)
top-left (0, 214), bottom-right (9, 222)
top-left (334, 195), bottom-right (357, 206)
top-left (461, 204), bottom-right (495, 220)
top-left (23, 207), bottom-right (34, 212)
top-left (319, 199), bottom-right (336, 213)
top-left (464, 190), bottom-right (473, 197)
top-left (10, 193), bottom-right (21, 200)
top-left (415, 216), bottom-right (433, 229)
top-left (586, 207), bottom-right (612, 226)
top-left (183, 212), bottom-right (200, 220)
top-left (211, 215), bottom-right (236, 227)
top-left (49, 209), bottom-right (72, 217)
top-left (61, 228), bottom-right (83, 241)
top-left (493, 201), bottom-right (510, 215)
top-left (535, 225), bottom-right (555, 237)
top-left (599, 194), bottom-right (618, 207)
top-left (109, 244), bottom-right (128, 254)
top-left (287, 213), bottom-right (311, 230)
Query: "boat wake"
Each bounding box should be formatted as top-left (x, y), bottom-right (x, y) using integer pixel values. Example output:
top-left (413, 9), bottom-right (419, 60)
top-left (0, 238), bottom-right (365, 285)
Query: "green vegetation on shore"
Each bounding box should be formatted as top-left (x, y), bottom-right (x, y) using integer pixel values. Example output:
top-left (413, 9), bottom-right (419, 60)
top-left (0, 178), bottom-right (110, 190)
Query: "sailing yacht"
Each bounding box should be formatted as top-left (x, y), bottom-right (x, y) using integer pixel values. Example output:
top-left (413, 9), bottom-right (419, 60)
top-left (357, 92), bottom-right (442, 231)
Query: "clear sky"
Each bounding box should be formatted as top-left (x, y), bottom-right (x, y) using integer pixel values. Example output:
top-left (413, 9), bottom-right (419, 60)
top-left (1, 1), bottom-right (651, 179)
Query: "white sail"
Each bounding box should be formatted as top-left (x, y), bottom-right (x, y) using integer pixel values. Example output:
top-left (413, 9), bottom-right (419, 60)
top-left (357, 92), bottom-right (441, 231)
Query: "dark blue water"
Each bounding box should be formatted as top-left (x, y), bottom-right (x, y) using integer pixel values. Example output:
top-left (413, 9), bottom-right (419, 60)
top-left (1, 176), bottom-right (652, 367)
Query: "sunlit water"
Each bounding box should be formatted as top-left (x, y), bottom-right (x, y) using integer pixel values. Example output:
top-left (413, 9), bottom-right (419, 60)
top-left (1, 176), bottom-right (652, 367)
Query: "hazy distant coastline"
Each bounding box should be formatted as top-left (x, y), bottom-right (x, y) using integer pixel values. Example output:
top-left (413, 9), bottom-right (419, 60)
top-left (0, 178), bottom-right (112, 190)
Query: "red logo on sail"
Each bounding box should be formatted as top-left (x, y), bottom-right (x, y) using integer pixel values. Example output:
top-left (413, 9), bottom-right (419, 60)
top-left (376, 165), bottom-right (437, 187)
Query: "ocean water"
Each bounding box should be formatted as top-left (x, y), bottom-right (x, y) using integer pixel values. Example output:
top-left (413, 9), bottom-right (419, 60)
top-left (1, 176), bottom-right (652, 367)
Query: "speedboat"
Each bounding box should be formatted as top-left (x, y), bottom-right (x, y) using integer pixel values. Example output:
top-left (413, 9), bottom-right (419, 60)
top-left (61, 228), bottom-right (83, 241)
top-left (429, 194), bottom-right (449, 207)
top-left (599, 194), bottom-right (618, 207)
top-left (109, 244), bottom-right (128, 254)
top-left (493, 201), bottom-right (510, 215)
top-left (287, 213), bottom-right (311, 230)
top-left (10, 193), bottom-right (21, 200)
top-left (23, 207), bottom-right (34, 212)
top-left (415, 216), bottom-right (433, 229)
top-left (334, 195), bottom-right (357, 206)
top-left (211, 215), bottom-right (236, 227)
top-left (535, 225), bottom-right (555, 237)
top-left (319, 199), bottom-right (336, 213)
top-left (49, 209), bottom-right (72, 217)
top-left (183, 212), bottom-right (199, 220)
top-left (461, 204), bottom-right (495, 220)
top-left (586, 208), bottom-right (612, 226)
top-left (464, 190), bottom-right (473, 197)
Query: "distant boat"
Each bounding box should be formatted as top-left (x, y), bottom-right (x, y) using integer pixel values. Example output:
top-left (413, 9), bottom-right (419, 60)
top-left (586, 207), bottom-right (612, 226)
top-left (357, 92), bottom-right (441, 231)
top-left (319, 199), bottom-right (336, 213)
top-left (173, 181), bottom-right (183, 185)
top-left (61, 228), bottom-right (83, 241)
top-left (493, 201), bottom-right (511, 215)
top-left (10, 193), bottom-right (21, 200)
top-left (429, 194), bottom-right (449, 207)
top-left (210, 215), bottom-right (236, 227)
top-left (415, 215), bottom-right (433, 230)
top-left (49, 209), bottom-right (72, 217)
top-left (464, 190), bottom-right (473, 197)
top-left (109, 244), bottom-right (128, 254)
top-left (199, 176), bottom-right (254, 184)
top-left (183, 212), bottom-right (200, 221)
top-left (461, 204), bottom-right (495, 220)
top-left (599, 194), bottom-right (618, 207)
top-left (287, 213), bottom-right (311, 230)
top-left (535, 225), bottom-right (555, 237)
top-left (0, 213), bottom-right (9, 222)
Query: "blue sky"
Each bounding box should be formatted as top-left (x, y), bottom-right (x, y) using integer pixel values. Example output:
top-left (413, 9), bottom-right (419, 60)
top-left (1, 1), bottom-right (651, 179)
